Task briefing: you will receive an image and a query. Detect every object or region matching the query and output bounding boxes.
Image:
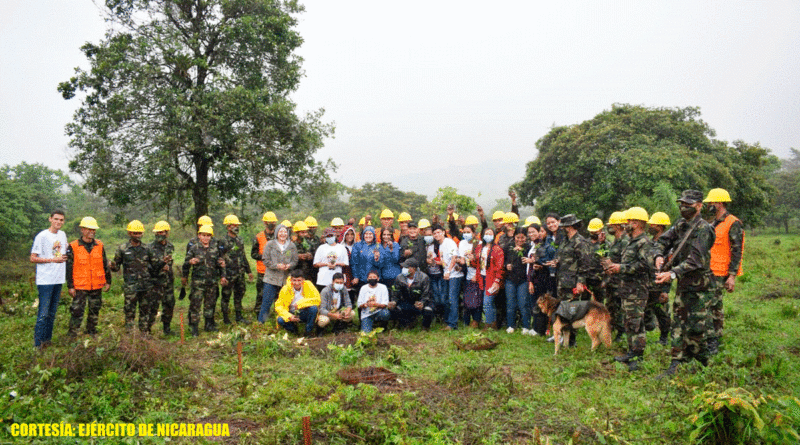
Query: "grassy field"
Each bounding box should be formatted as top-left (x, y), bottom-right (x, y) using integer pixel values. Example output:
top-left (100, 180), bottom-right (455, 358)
top-left (0, 232), bottom-right (799, 444)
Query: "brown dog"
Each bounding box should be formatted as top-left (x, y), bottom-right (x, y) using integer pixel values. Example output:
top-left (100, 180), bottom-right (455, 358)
top-left (537, 294), bottom-right (612, 355)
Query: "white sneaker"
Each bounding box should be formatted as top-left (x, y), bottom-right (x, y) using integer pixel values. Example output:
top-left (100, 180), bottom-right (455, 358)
top-left (547, 335), bottom-right (555, 342)
top-left (32, 299), bottom-right (39, 309)
top-left (521, 328), bottom-right (530, 335)
top-left (506, 327), bottom-right (515, 334)
top-left (531, 330), bottom-right (540, 337)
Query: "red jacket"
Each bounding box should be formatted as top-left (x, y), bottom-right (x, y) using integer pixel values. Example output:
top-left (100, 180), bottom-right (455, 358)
top-left (473, 242), bottom-right (505, 294)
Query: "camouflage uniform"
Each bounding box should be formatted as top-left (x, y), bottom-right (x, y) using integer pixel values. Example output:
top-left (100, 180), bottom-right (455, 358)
top-left (709, 212), bottom-right (744, 339)
top-left (149, 239), bottom-right (175, 333)
top-left (555, 233), bottom-right (594, 301)
top-left (306, 234), bottom-right (321, 284)
top-left (617, 232), bottom-right (652, 357)
top-left (586, 240), bottom-right (608, 301)
top-left (112, 241), bottom-right (156, 332)
top-left (293, 236), bottom-right (315, 280)
top-left (66, 238), bottom-right (112, 336)
top-left (653, 213), bottom-right (716, 364)
top-left (606, 233), bottom-right (630, 335)
top-left (218, 233), bottom-right (251, 323)
top-left (183, 241), bottom-right (226, 330)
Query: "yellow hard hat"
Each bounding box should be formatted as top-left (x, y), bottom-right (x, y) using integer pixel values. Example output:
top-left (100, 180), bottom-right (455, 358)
top-left (198, 225), bottom-right (213, 236)
top-left (152, 220), bottom-right (171, 232)
top-left (380, 209), bottom-right (394, 219)
top-left (293, 221), bottom-right (309, 232)
top-left (607, 211), bottom-right (626, 225)
top-left (197, 215), bottom-right (213, 227)
top-left (464, 215), bottom-right (479, 226)
top-left (304, 216), bottom-right (318, 228)
top-left (503, 212), bottom-right (519, 224)
top-left (358, 217), bottom-right (366, 226)
top-left (280, 220), bottom-right (291, 228)
top-left (79, 216), bottom-right (99, 230)
top-left (262, 211), bottom-right (278, 223)
top-left (648, 212), bottom-right (671, 226)
top-left (522, 216), bottom-right (541, 227)
top-left (703, 188), bottom-right (731, 203)
top-left (330, 217), bottom-right (345, 227)
top-left (223, 214), bottom-right (241, 225)
top-left (417, 218), bottom-right (431, 229)
top-left (491, 210), bottom-right (506, 221)
top-left (398, 212), bottom-right (412, 222)
top-left (126, 220), bottom-right (145, 232)
top-left (625, 207), bottom-right (649, 222)
top-left (587, 218), bottom-right (604, 232)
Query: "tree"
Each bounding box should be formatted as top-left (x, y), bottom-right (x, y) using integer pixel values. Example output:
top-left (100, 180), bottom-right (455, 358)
top-left (514, 104), bottom-right (776, 226)
top-left (766, 148), bottom-right (800, 233)
top-left (346, 183), bottom-right (428, 224)
top-left (0, 163), bottom-right (75, 240)
top-left (59, 0), bottom-right (334, 224)
top-left (421, 186), bottom-right (477, 218)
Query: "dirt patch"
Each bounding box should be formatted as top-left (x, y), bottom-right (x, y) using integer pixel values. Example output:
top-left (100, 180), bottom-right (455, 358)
top-left (338, 366), bottom-right (399, 385)
top-left (196, 416), bottom-right (261, 444)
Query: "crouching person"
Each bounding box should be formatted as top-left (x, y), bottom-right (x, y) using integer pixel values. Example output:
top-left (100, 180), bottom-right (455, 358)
top-left (357, 270), bottom-right (390, 333)
top-left (276, 270), bottom-right (320, 335)
top-left (388, 258), bottom-right (433, 329)
top-left (317, 273), bottom-right (354, 332)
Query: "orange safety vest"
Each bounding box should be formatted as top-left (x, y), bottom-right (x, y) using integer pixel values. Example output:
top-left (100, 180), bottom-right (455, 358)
top-left (710, 214), bottom-right (744, 277)
top-left (256, 231), bottom-right (268, 274)
top-left (71, 240), bottom-right (107, 290)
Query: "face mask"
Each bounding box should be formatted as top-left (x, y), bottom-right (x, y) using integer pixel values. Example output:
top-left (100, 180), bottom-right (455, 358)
top-left (590, 233), bottom-right (600, 241)
top-left (333, 283), bottom-right (344, 291)
top-left (155, 234), bottom-right (167, 242)
top-left (368, 278), bottom-right (379, 286)
top-left (462, 232), bottom-right (473, 242)
top-left (326, 236), bottom-right (336, 245)
top-left (483, 234), bottom-right (494, 243)
top-left (424, 235), bottom-right (434, 244)
top-left (401, 267), bottom-right (410, 276)
top-left (130, 235), bottom-right (142, 243)
top-left (647, 227), bottom-right (660, 237)
top-left (707, 204), bottom-right (717, 215)
top-left (266, 223), bottom-right (276, 230)
top-left (680, 205), bottom-right (697, 220)
top-left (607, 227), bottom-right (617, 236)
top-left (231, 226), bottom-right (239, 235)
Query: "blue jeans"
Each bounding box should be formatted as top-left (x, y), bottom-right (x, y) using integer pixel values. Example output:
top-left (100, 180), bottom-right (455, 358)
top-left (258, 283), bottom-right (280, 323)
top-left (360, 308), bottom-right (390, 333)
top-left (278, 306), bottom-right (318, 334)
top-left (483, 291), bottom-right (496, 324)
top-left (505, 280), bottom-right (531, 329)
top-left (446, 276), bottom-right (464, 329)
top-left (430, 274), bottom-right (448, 320)
top-left (34, 284), bottom-right (62, 347)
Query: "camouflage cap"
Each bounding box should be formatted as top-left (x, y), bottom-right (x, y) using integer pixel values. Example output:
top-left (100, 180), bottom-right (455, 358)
top-left (559, 214), bottom-right (581, 227)
top-left (402, 258), bottom-right (419, 269)
top-left (677, 189), bottom-right (703, 204)
top-left (323, 227), bottom-right (336, 237)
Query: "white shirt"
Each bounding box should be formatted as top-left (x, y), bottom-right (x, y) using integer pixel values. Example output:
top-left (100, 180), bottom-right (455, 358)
top-left (290, 289), bottom-right (304, 313)
top-left (439, 237), bottom-right (462, 278)
top-left (31, 229), bottom-right (68, 285)
top-left (357, 283), bottom-right (389, 318)
top-left (313, 242), bottom-right (349, 286)
top-left (458, 239), bottom-right (477, 281)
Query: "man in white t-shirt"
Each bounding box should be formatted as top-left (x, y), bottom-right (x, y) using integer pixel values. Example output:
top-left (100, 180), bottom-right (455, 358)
top-left (313, 228), bottom-right (349, 291)
top-left (30, 210), bottom-right (68, 348)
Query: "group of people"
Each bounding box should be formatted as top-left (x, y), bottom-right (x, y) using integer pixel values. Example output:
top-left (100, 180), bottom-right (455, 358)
top-left (31, 188), bottom-right (744, 378)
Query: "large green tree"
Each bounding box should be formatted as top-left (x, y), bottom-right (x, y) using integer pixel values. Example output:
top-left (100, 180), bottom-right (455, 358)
top-left (59, 0), bottom-right (333, 224)
top-left (766, 148), bottom-right (800, 233)
top-left (421, 186), bottom-right (476, 218)
top-left (346, 183), bottom-right (428, 224)
top-left (514, 104), bottom-right (776, 226)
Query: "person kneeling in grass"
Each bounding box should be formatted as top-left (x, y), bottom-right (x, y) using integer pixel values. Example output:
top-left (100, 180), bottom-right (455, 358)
top-left (357, 270), bottom-right (390, 333)
top-left (317, 273), bottom-right (354, 333)
top-left (275, 269), bottom-right (320, 336)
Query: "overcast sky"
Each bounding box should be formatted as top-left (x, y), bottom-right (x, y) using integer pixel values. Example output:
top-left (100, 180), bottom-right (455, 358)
top-left (2, 1), bottom-right (799, 197)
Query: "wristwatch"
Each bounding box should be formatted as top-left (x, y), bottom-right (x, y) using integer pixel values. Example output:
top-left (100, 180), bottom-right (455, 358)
top-left (670, 271), bottom-right (676, 280)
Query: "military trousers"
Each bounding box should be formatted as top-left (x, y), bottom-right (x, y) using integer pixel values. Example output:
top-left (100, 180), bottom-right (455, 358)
top-left (620, 284), bottom-right (648, 355)
top-left (69, 289), bottom-right (103, 336)
top-left (671, 289), bottom-right (712, 363)
top-left (645, 290), bottom-right (671, 335)
top-left (221, 274), bottom-right (246, 316)
top-left (189, 283), bottom-right (218, 324)
top-left (708, 276), bottom-right (725, 339)
top-left (606, 285), bottom-right (624, 334)
top-left (150, 282), bottom-right (175, 328)
top-left (124, 290), bottom-right (153, 332)
top-left (254, 272), bottom-right (265, 315)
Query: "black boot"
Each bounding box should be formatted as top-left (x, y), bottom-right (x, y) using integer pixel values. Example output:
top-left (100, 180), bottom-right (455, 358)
top-left (190, 323), bottom-right (199, 337)
top-left (613, 331), bottom-right (625, 343)
top-left (163, 322), bottom-right (177, 337)
top-left (222, 310), bottom-right (231, 325)
top-left (615, 351), bottom-right (635, 363)
top-left (707, 337), bottom-right (720, 356)
top-left (627, 353), bottom-right (644, 371)
top-left (235, 310), bottom-right (251, 325)
top-left (204, 317), bottom-right (218, 332)
top-left (658, 331), bottom-right (669, 346)
top-left (657, 360), bottom-right (681, 380)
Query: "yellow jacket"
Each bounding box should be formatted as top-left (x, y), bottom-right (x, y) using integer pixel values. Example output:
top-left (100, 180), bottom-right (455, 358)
top-left (275, 279), bottom-right (321, 322)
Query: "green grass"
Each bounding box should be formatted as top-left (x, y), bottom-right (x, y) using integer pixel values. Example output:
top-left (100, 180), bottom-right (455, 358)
top-left (1, 234), bottom-right (799, 444)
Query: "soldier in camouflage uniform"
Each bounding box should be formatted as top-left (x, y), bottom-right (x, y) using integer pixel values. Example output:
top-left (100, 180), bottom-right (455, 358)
top-left (586, 218), bottom-right (608, 302)
top-left (111, 220), bottom-right (156, 333)
top-left (292, 221), bottom-right (315, 280)
top-left (555, 214), bottom-right (594, 302)
top-left (66, 217), bottom-right (112, 337)
top-left (605, 212), bottom-right (630, 342)
top-left (149, 221), bottom-right (175, 336)
top-left (704, 188), bottom-right (744, 355)
top-left (654, 190), bottom-right (717, 377)
top-left (182, 225), bottom-right (228, 336)
top-left (304, 216), bottom-right (322, 285)
top-left (645, 212), bottom-right (672, 346)
top-left (218, 215), bottom-right (254, 325)
top-left (604, 208), bottom-right (652, 371)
